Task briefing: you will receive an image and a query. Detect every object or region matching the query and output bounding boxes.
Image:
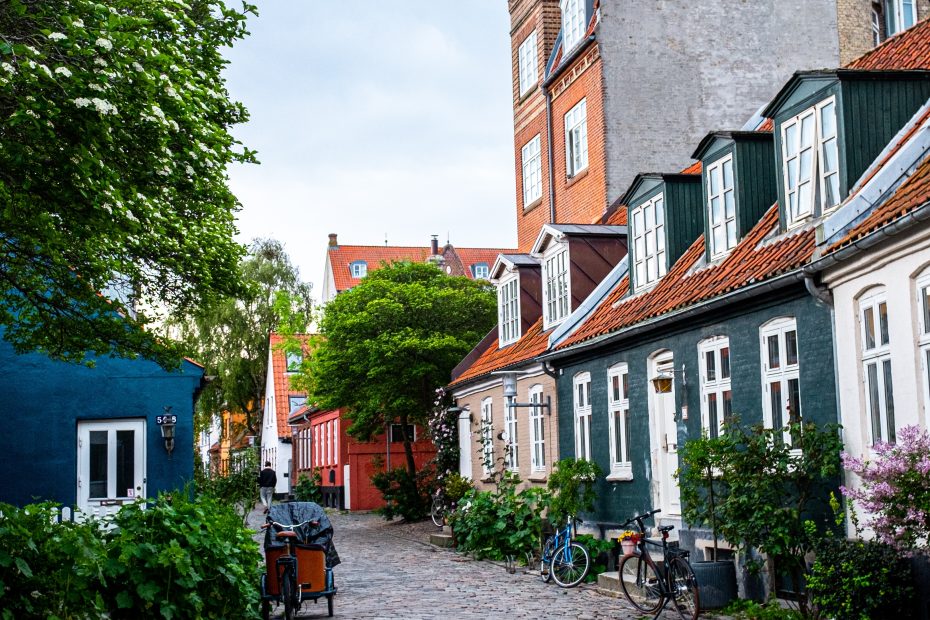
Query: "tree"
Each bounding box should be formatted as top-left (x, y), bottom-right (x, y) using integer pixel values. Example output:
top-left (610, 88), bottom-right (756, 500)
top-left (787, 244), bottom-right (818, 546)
top-left (0, 0), bottom-right (256, 366)
top-left (170, 238), bottom-right (313, 435)
top-left (296, 261), bottom-right (496, 476)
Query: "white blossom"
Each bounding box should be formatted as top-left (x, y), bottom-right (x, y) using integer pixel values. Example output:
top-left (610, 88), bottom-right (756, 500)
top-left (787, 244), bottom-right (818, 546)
top-left (54, 66), bottom-right (72, 78)
top-left (71, 19), bottom-right (84, 28)
top-left (89, 83), bottom-right (105, 92)
top-left (1, 62), bottom-right (15, 74)
top-left (95, 38), bottom-right (113, 52)
top-left (48, 32), bottom-right (67, 41)
top-left (73, 97), bottom-right (92, 108)
top-left (94, 57), bottom-right (108, 67)
top-left (25, 109), bottom-right (38, 118)
top-left (185, 164), bottom-right (194, 175)
top-left (132, 62), bottom-right (144, 72)
top-left (37, 64), bottom-right (52, 78)
top-left (90, 98), bottom-right (117, 115)
top-left (150, 105), bottom-right (165, 120)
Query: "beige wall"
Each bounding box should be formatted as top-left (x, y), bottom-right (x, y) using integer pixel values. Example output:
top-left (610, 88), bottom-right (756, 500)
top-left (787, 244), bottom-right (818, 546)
top-left (452, 370), bottom-right (559, 492)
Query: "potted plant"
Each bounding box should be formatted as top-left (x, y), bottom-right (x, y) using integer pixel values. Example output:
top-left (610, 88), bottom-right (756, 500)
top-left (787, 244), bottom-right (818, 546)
top-left (617, 531), bottom-right (639, 556)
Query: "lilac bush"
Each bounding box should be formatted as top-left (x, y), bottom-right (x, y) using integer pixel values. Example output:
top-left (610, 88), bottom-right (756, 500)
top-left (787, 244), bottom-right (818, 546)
top-left (428, 387), bottom-right (460, 488)
top-left (842, 425), bottom-right (930, 551)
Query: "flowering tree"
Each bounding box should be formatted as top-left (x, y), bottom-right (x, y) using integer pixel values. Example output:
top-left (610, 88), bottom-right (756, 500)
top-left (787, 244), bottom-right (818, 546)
top-left (427, 387), bottom-right (461, 488)
top-left (0, 0), bottom-right (256, 366)
top-left (842, 425), bottom-right (930, 551)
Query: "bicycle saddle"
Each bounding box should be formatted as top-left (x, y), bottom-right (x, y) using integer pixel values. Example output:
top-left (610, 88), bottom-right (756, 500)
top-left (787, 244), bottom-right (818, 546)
top-left (276, 530), bottom-right (299, 540)
top-left (658, 525), bottom-right (675, 533)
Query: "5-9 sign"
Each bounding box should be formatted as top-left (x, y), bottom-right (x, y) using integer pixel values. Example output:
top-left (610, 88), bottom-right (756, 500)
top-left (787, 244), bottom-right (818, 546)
top-left (156, 414), bottom-right (177, 425)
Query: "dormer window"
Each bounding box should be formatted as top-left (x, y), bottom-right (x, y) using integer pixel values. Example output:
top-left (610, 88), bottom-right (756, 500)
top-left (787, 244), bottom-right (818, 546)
top-left (543, 244), bottom-right (570, 328)
top-left (631, 194), bottom-right (666, 292)
top-left (707, 154), bottom-right (737, 259)
top-left (884, 0), bottom-right (917, 36)
top-left (518, 31), bottom-right (538, 97)
top-left (781, 97), bottom-right (839, 226)
top-left (560, 0), bottom-right (586, 52)
top-left (285, 351), bottom-right (303, 373)
top-left (350, 261), bottom-right (367, 278)
top-left (565, 99), bottom-right (588, 178)
top-left (472, 263), bottom-right (489, 279)
top-left (498, 275), bottom-right (520, 346)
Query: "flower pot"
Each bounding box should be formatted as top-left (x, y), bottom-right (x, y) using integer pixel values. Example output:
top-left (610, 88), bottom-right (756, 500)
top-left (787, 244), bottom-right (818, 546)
top-left (691, 560), bottom-right (737, 609)
top-left (620, 541), bottom-right (637, 556)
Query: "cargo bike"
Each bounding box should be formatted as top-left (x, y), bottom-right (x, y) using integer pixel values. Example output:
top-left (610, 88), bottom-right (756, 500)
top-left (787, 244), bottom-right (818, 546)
top-left (260, 502), bottom-right (339, 619)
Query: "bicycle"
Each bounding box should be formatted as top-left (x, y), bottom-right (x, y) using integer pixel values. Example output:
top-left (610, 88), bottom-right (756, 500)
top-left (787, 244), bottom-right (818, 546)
top-left (261, 517), bottom-right (336, 620)
top-left (616, 508), bottom-right (700, 620)
top-left (430, 488), bottom-right (451, 527)
top-left (538, 517), bottom-right (591, 587)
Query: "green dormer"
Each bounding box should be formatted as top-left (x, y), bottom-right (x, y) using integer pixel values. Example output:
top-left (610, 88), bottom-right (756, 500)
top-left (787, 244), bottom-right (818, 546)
top-left (619, 172), bottom-right (702, 294)
top-left (762, 69), bottom-right (930, 230)
top-left (692, 131), bottom-right (776, 262)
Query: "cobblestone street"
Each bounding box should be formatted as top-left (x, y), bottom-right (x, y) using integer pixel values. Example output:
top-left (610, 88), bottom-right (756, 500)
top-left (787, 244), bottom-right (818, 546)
top-left (255, 506), bottom-right (681, 619)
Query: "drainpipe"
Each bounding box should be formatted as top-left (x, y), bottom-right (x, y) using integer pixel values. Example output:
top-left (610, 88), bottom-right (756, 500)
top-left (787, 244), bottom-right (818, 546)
top-left (545, 87), bottom-right (556, 224)
top-left (802, 272), bottom-right (833, 306)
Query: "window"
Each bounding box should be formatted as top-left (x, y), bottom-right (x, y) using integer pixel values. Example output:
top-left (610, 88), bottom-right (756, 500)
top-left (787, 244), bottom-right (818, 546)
top-left (607, 364), bottom-right (632, 479)
top-left (706, 155), bottom-right (737, 258)
top-left (389, 424), bottom-right (416, 443)
top-left (560, 0), bottom-right (586, 52)
top-left (699, 337), bottom-right (732, 438)
top-left (498, 276), bottom-right (521, 345)
top-left (564, 99), bottom-right (588, 177)
top-left (522, 135), bottom-right (543, 205)
top-left (480, 398), bottom-right (494, 476)
top-left (860, 289), bottom-right (895, 445)
top-left (285, 351), bottom-right (303, 373)
top-left (630, 194), bottom-right (667, 291)
top-left (918, 272), bottom-right (930, 418)
top-left (573, 372), bottom-right (592, 460)
top-left (543, 245), bottom-right (570, 327)
top-left (760, 318), bottom-right (802, 447)
top-left (885, 0), bottom-right (917, 35)
top-left (351, 261), bottom-right (367, 278)
top-left (872, 7), bottom-right (883, 46)
top-left (288, 395), bottom-right (306, 414)
top-left (781, 97), bottom-right (840, 226)
top-left (504, 397), bottom-right (518, 470)
top-left (472, 263), bottom-right (489, 279)
top-left (528, 385), bottom-right (546, 472)
top-left (518, 31), bottom-right (538, 96)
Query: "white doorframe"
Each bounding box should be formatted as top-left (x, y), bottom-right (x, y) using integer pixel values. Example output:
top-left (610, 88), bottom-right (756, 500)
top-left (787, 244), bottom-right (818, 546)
top-left (458, 409), bottom-right (473, 479)
top-left (648, 352), bottom-right (681, 516)
top-left (77, 419), bottom-right (146, 517)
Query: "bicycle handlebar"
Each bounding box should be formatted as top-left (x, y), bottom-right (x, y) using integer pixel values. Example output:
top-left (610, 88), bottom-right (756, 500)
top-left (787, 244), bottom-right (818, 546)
top-left (620, 508), bottom-right (661, 531)
top-left (263, 518), bottom-right (320, 530)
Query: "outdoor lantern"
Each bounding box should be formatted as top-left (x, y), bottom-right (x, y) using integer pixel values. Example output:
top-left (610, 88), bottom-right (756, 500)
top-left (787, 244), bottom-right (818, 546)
top-left (158, 406), bottom-right (177, 455)
top-left (501, 372), bottom-right (518, 398)
top-left (651, 374), bottom-right (674, 393)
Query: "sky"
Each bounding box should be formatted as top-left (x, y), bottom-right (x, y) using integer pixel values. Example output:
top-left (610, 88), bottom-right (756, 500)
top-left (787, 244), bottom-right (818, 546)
top-left (222, 2), bottom-right (517, 301)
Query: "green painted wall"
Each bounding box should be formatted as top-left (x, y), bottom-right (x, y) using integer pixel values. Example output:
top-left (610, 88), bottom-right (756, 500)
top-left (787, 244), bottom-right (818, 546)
top-left (734, 137), bottom-right (777, 236)
top-left (665, 177), bottom-right (703, 265)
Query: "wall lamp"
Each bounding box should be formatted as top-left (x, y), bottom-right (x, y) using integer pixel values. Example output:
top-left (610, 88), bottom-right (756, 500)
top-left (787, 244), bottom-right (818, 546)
top-left (651, 364), bottom-right (687, 394)
top-left (493, 371), bottom-right (552, 415)
top-left (157, 406), bottom-right (178, 456)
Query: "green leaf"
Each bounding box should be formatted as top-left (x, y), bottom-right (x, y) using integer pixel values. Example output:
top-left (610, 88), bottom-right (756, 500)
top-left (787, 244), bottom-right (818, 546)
top-left (116, 591), bottom-right (134, 609)
top-left (14, 557), bottom-right (32, 578)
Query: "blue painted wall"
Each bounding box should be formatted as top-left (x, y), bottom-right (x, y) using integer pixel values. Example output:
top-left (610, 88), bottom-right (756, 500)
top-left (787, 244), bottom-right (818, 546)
top-left (0, 340), bottom-right (203, 507)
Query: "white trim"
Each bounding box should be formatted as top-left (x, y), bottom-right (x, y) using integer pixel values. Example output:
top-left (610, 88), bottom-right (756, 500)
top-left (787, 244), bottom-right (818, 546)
top-left (573, 371), bottom-right (592, 460)
top-left (781, 96), bottom-right (839, 227)
top-left (885, 0), bottom-right (918, 35)
top-left (917, 270), bottom-right (930, 423)
top-left (698, 336), bottom-right (732, 438)
top-left (504, 396), bottom-right (519, 471)
top-left (77, 419), bottom-right (146, 517)
top-left (560, 0), bottom-right (586, 52)
top-left (522, 134), bottom-right (543, 206)
top-left (480, 397), bottom-right (494, 476)
top-left (528, 384), bottom-right (546, 472)
top-left (564, 98), bottom-right (588, 177)
top-left (631, 193), bottom-right (667, 292)
top-left (760, 317), bottom-right (802, 448)
top-left (859, 288), bottom-right (896, 445)
top-left (706, 154), bottom-right (737, 259)
top-left (518, 30), bottom-right (538, 97)
top-left (606, 363), bottom-right (632, 480)
top-left (498, 272), bottom-right (521, 346)
top-left (542, 242), bottom-right (571, 329)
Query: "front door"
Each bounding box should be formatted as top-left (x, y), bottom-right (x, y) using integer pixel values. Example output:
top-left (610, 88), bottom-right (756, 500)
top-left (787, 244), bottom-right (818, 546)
top-left (77, 419), bottom-right (146, 518)
top-left (458, 409), bottom-right (473, 479)
top-left (650, 353), bottom-right (681, 516)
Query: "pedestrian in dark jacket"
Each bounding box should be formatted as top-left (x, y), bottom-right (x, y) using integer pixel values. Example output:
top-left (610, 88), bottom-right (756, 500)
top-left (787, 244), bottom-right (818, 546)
top-left (258, 461), bottom-right (277, 513)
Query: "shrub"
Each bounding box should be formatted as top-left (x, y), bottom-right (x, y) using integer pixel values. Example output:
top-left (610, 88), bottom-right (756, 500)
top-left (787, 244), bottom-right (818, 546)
top-left (371, 466), bottom-right (434, 521)
top-left (807, 536), bottom-right (913, 620)
top-left (678, 431), bottom-right (730, 557)
top-left (443, 472), bottom-right (473, 505)
top-left (722, 599), bottom-right (804, 620)
top-left (546, 458), bottom-right (602, 525)
top-left (292, 468), bottom-right (323, 503)
top-left (574, 533), bottom-right (617, 582)
top-left (103, 490), bottom-right (262, 619)
top-left (195, 448), bottom-right (260, 524)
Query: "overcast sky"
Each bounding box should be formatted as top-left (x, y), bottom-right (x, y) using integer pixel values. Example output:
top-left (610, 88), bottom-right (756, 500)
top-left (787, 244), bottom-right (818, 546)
top-left (223, 2), bottom-right (517, 301)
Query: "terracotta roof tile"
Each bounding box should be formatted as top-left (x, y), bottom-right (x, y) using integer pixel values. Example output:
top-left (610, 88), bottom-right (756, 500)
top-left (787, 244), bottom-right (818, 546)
top-left (757, 118), bottom-right (774, 132)
top-left (327, 246), bottom-right (431, 293)
top-left (679, 161), bottom-right (703, 175)
top-left (456, 247), bottom-right (515, 277)
top-left (559, 206), bottom-right (815, 349)
top-left (269, 333), bottom-right (310, 439)
top-left (846, 17), bottom-right (930, 70)
top-left (602, 206), bottom-right (628, 226)
top-left (449, 319), bottom-right (550, 387)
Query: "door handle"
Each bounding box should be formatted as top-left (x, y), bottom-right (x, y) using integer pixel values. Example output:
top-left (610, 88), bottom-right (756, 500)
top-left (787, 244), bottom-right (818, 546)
top-left (662, 434), bottom-right (668, 452)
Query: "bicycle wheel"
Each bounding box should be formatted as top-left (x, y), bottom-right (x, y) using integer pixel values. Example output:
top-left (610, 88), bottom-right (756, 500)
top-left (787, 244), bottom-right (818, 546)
top-left (281, 570), bottom-right (295, 620)
top-left (550, 541), bottom-right (590, 587)
top-left (668, 556), bottom-right (700, 620)
top-left (618, 553), bottom-right (663, 613)
top-left (430, 497), bottom-right (444, 527)
top-left (539, 537), bottom-right (554, 583)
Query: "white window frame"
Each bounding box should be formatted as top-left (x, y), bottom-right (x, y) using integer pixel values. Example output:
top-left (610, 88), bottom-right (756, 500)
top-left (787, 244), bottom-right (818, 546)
top-left (573, 372), bottom-right (592, 461)
top-left (288, 395), bottom-right (306, 414)
top-left (560, 0), bottom-right (586, 52)
top-left (542, 243), bottom-right (570, 328)
top-left (480, 397), bottom-right (494, 476)
top-left (859, 289), bottom-right (896, 446)
top-left (780, 96), bottom-right (840, 227)
top-left (885, 0), bottom-right (917, 35)
top-left (917, 271), bottom-right (930, 421)
top-left (706, 154), bottom-right (737, 259)
top-left (606, 363), bottom-right (632, 480)
top-left (698, 337), bottom-right (732, 439)
top-left (285, 351), bottom-right (303, 374)
top-left (522, 134), bottom-right (543, 206)
top-left (760, 317), bottom-right (802, 448)
top-left (528, 384), bottom-right (546, 472)
top-left (630, 193), bottom-right (667, 292)
top-left (504, 397), bottom-right (518, 471)
top-left (498, 274), bottom-right (521, 346)
top-left (518, 30), bottom-right (538, 96)
top-left (872, 7), bottom-right (883, 46)
top-left (351, 261), bottom-right (367, 278)
top-left (473, 263), bottom-right (489, 279)
top-left (564, 98), bottom-right (588, 177)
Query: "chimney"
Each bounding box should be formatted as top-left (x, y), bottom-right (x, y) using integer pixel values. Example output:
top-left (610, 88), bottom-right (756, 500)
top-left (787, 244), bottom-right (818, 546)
top-left (430, 235), bottom-right (439, 255)
top-left (328, 233), bottom-right (338, 248)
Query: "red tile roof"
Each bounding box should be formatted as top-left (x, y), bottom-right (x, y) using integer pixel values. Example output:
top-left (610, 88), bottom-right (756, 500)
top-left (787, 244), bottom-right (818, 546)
top-left (846, 17), bottom-right (930, 70)
top-left (449, 318), bottom-right (551, 387)
top-left (757, 118), bottom-right (774, 132)
top-left (601, 206), bottom-right (628, 226)
top-left (327, 245), bottom-right (431, 293)
top-left (680, 161), bottom-right (703, 175)
top-left (558, 206), bottom-right (815, 350)
top-left (269, 333), bottom-right (310, 439)
top-left (455, 247), bottom-right (516, 276)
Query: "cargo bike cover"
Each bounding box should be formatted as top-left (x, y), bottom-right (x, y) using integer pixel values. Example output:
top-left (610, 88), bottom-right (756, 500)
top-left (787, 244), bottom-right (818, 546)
top-left (264, 502), bottom-right (340, 568)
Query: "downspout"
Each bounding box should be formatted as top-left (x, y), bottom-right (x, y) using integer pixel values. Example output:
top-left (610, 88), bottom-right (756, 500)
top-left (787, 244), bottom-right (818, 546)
top-left (545, 87), bottom-right (556, 224)
top-left (802, 272), bottom-right (833, 306)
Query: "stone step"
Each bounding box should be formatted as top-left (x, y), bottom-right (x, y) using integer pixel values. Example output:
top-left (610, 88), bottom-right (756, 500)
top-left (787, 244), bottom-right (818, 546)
top-left (430, 532), bottom-right (454, 548)
top-left (442, 524), bottom-right (452, 534)
top-left (597, 570), bottom-right (621, 593)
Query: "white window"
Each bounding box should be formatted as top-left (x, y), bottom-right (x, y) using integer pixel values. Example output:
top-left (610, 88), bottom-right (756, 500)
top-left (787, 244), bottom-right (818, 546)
top-left (560, 0), bottom-right (586, 52)
top-left (285, 351), bottom-right (303, 373)
top-left (289, 395), bottom-right (306, 414)
top-left (630, 194), bottom-right (667, 291)
top-left (543, 245), bottom-right (570, 328)
top-left (872, 8), bottom-right (883, 46)
top-left (564, 99), bottom-right (588, 177)
top-left (699, 337), bottom-right (732, 438)
top-left (351, 261), bottom-right (367, 278)
top-left (518, 31), bottom-right (538, 96)
top-left (607, 364), bottom-right (632, 479)
top-left (522, 135), bottom-right (543, 205)
top-left (480, 398), bottom-right (494, 476)
top-left (781, 97), bottom-right (840, 226)
top-left (859, 289), bottom-right (896, 445)
top-left (504, 397), bottom-right (518, 471)
top-left (473, 263), bottom-right (489, 279)
top-left (528, 384), bottom-right (546, 472)
top-left (77, 419), bottom-right (145, 513)
top-left (498, 275), bottom-right (521, 346)
top-left (706, 155), bottom-right (737, 258)
top-left (760, 318), bottom-right (802, 447)
top-left (917, 272), bottom-right (930, 419)
top-left (885, 0), bottom-right (917, 35)
top-left (573, 372), bottom-right (592, 460)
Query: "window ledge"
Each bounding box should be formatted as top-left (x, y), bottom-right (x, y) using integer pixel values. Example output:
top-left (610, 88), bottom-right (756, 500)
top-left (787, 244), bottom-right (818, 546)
top-left (565, 167), bottom-right (589, 188)
top-left (606, 468), bottom-right (633, 482)
top-left (523, 196), bottom-right (543, 214)
top-left (517, 86), bottom-right (538, 105)
top-left (527, 472), bottom-right (548, 483)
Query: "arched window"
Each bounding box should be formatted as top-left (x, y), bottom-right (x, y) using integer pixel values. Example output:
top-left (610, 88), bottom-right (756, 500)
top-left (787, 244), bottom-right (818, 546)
top-left (528, 384), bottom-right (546, 472)
top-left (698, 336), bottom-right (732, 438)
top-left (916, 268), bottom-right (930, 421)
top-left (480, 397), bottom-right (494, 476)
top-left (858, 288), bottom-right (895, 445)
top-left (760, 317), bottom-right (801, 447)
top-left (573, 372), bottom-right (592, 460)
top-left (607, 363), bottom-right (632, 479)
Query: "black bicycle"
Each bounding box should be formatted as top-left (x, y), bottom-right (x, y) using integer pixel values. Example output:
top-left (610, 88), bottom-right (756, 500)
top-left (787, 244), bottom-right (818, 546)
top-left (617, 508), bottom-right (700, 620)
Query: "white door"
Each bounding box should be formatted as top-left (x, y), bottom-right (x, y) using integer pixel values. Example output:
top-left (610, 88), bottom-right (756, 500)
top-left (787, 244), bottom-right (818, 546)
top-left (458, 410), bottom-right (473, 479)
top-left (650, 353), bottom-right (681, 516)
top-left (77, 419), bottom-right (146, 517)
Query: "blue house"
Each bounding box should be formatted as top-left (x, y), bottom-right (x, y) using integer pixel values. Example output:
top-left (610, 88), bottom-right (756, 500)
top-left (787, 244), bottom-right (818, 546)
top-left (0, 340), bottom-right (205, 516)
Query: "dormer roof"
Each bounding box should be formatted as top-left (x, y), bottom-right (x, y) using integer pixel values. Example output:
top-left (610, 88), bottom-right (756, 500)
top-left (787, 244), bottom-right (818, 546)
top-left (691, 130), bottom-right (773, 161)
top-left (490, 254), bottom-right (540, 281)
top-left (531, 223), bottom-right (627, 255)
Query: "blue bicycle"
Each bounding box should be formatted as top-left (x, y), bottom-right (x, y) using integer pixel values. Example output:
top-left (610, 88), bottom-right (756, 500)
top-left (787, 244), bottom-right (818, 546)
top-left (539, 517), bottom-right (591, 587)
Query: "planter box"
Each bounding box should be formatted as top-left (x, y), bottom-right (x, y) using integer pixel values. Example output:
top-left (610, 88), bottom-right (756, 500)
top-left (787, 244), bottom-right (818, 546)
top-left (691, 560), bottom-right (737, 609)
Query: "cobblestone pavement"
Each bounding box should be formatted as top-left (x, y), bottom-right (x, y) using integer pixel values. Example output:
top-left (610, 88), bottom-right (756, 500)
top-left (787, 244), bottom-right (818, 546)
top-left (251, 503), bottom-right (684, 619)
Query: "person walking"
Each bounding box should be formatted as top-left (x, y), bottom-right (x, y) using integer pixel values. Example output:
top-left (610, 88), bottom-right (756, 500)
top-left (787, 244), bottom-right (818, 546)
top-left (258, 461), bottom-right (277, 513)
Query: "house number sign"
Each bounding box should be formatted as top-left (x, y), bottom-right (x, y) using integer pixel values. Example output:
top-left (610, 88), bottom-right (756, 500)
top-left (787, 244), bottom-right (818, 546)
top-left (156, 414), bottom-right (177, 425)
